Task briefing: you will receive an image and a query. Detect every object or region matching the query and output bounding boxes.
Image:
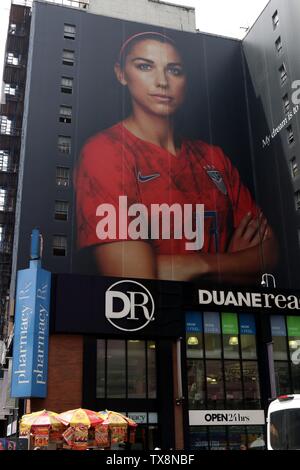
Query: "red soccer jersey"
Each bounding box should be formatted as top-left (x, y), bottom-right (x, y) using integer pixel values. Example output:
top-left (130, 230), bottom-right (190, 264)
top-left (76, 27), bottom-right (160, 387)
top-left (75, 122), bottom-right (259, 254)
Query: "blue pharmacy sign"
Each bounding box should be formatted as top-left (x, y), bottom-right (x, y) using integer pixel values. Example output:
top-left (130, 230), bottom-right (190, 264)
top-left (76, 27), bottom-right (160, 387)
top-left (11, 229), bottom-right (51, 397)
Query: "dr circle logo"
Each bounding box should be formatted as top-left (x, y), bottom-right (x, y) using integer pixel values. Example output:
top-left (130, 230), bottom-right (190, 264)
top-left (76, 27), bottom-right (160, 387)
top-left (105, 280), bottom-right (155, 332)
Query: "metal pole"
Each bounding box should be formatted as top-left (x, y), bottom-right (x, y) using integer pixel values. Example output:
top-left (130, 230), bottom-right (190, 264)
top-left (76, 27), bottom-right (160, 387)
top-left (261, 273), bottom-right (277, 400)
top-left (176, 338), bottom-right (183, 399)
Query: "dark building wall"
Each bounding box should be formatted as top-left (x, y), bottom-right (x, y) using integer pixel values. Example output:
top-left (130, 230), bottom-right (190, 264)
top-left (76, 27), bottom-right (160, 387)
top-left (14, 1), bottom-right (252, 278)
top-left (243, 0), bottom-right (300, 288)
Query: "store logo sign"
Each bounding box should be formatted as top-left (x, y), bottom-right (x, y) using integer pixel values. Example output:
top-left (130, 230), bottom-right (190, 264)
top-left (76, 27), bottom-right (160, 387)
top-left (105, 280), bottom-right (155, 332)
top-left (11, 266), bottom-right (51, 398)
top-left (189, 410), bottom-right (265, 426)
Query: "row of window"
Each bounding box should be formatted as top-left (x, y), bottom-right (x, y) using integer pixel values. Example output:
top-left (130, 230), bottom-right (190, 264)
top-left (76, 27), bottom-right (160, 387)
top-left (271, 315), bottom-right (300, 394)
top-left (272, 10), bottom-right (279, 30)
top-left (190, 425), bottom-right (265, 451)
top-left (0, 224), bottom-right (12, 254)
top-left (50, 25), bottom-right (78, 255)
top-left (0, 188), bottom-right (14, 212)
top-left (186, 313), bottom-right (261, 410)
top-left (96, 339), bottom-right (157, 399)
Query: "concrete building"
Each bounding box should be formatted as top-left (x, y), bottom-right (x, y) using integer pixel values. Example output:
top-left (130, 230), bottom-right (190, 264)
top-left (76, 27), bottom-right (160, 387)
top-left (1, 0), bottom-right (300, 450)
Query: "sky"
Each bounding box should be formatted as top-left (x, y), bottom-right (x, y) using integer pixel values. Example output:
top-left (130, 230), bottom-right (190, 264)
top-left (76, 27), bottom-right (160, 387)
top-left (166, 0), bottom-right (270, 38)
top-left (0, 0), bottom-right (270, 94)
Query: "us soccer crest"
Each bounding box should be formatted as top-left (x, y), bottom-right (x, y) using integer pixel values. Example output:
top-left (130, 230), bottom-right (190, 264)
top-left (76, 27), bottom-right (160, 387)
top-left (205, 167), bottom-right (227, 195)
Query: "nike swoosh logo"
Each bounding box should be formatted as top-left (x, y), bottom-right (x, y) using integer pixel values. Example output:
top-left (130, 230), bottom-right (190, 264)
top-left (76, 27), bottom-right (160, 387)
top-left (137, 171), bottom-right (160, 183)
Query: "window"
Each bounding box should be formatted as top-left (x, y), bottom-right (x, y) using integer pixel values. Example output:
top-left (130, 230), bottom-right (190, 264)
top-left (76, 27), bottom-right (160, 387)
top-left (0, 151), bottom-right (9, 172)
top-left (295, 191), bottom-right (300, 211)
top-left (279, 64), bottom-right (288, 85)
top-left (282, 93), bottom-right (290, 114)
top-left (56, 167), bottom-right (70, 187)
top-left (4, 84), bottom-right (16, 96)
top-left (58, 135), bottom-right (71, 154)
top-left (64, 24), bottom-right (76, 40)
top-left (287, 125), bottom-right (294, 145)
top-left (0, 116), bottom-right (12, 135)
top-left (96, 339), bottom-right (157, 399)
top-left (275, 36), bottom-right (283, 54)
top-left (61, 77), bottom-right (73, 94)
top-left (52, 235), bottom-right (67, 256)
top-left (187, 360), bottom-right (205, 409)
top-left (0, 188), bottom-right (6, 211)
top-left (59, 106), bottom-right (72, 124)
top-left (62, 49), bottom-right (75, 66)
top-left (9, 23), bottom-right (16, 34)
top-left (6, 53), bottom-right (20, 66)
top-left (290, 157), bottom-right (299, 178)
top-left (186, 312), bottom-right (261, 412)
top-left (54, 200), bottom-right (69, 221)
top-left (272, 10), bottom-right (279, 29)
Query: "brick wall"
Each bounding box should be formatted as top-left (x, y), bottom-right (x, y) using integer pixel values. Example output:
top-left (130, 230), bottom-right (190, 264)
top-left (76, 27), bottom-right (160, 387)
top-left (31, 334), bottom-right (83, 413)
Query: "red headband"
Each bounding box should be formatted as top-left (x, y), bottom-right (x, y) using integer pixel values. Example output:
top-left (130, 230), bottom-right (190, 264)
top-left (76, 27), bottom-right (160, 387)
top-left (118, 31), bottom-right (175, 63)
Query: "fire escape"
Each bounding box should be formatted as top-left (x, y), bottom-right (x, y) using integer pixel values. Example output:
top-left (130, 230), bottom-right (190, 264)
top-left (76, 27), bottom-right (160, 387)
top-left (0, 5), bottom-right (31, 343)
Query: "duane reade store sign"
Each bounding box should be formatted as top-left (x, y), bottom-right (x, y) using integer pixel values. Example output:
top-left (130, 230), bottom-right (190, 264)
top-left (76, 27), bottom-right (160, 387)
top-left (189, 410), bottom-right (265, 426)
top-left (198, 289), bottom-right (300, 311)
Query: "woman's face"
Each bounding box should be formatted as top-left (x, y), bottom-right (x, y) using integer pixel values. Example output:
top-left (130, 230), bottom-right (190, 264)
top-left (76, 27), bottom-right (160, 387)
top-left (115, 39), bottom-right (186, 117)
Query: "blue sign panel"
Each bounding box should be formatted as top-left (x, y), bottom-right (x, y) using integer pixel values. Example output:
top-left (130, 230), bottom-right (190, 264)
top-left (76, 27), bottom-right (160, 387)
top-left (186, 312), bottom-right (202, 333)
top-left (203, 312), bottom-right (221, 334)
top-left (11, 264), bottom-right (51, 398)
top-left (271, 315), bottom-right (286, 337)
top-left (239, 314), bottom-right (256, 335)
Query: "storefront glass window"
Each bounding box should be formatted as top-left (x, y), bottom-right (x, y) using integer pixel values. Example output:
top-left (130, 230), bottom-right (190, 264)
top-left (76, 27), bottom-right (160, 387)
top-left (187, 359), bottom-right (205, 409)
top-left (271, 316), bottom-right (288, 360)
top-left (224, 361), bottom-right (243, 408)
top-left (274, 361), bottom-right (291, 394)
top-left (147, 341), bottom-right (157, 399)
top-left (240, 335), bottom-right (257, 359)
top-left (287, 316), bottom-right (300, 392)
top-left (222, 313), bottom-right (239, 359)
top-left (189, 427), bottom-right (209, 450)
top-left (96, 339), bottom-right (105, 398)
top-left (128, 341), bottom-right (146, 398)
top-left (96, 339), bottom-right (156, 399)
top-left (242, 361), bottom-right (261, 408)
top-left (209, 426), bottom-right (227, 450)
top-left (291, 363), bottom-right (300, 393)
top-left (204, 312), bottom-right (221, 358)
top-left (206, 360), bottom-right (224, 408)
top-left (107, 340), bottom-right (126, 398)
top-left (186, 312), bottom-right (203, 359)
top-left (247, 425), bottom-right (266, 450)
top-left (228, 426), bottom-right (247, 450)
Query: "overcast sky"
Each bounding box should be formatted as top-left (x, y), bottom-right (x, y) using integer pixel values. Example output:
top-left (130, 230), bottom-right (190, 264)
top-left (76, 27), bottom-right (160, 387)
top-left (167, 0), bottom-right (270, 38)
top-left (0, 0), bottom-right (270, 94)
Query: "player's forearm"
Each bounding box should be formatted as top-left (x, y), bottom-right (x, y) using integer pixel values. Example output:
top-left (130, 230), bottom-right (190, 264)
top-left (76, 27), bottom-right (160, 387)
top-left (157, 253), bottom-right (210, 281)
top-left (157, 237), bottom-right (278, 283)
top-left (204, 236), bottom-right (278, 285)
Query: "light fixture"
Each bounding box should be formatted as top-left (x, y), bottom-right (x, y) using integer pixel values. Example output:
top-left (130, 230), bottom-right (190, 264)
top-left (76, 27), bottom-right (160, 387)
top-left (187, 336), bottom-right (199, 346)
top-left (149, 343), bottom-right (156, 349)
top-left (207, 376), bottom-right (217, 384)
top-left (229, 336), bottom-right (239, 346)
top-left (289, 340), bottom-right (298, 350)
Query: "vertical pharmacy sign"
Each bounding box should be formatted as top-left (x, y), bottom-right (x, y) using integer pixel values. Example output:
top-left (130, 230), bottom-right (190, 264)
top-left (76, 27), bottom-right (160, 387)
top-left (11, 231), bottom-right (51, 397)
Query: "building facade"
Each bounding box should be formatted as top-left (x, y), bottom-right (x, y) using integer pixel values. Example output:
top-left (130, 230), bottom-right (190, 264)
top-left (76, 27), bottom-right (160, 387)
top-left (1, 0), bottom-right (300, 450)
